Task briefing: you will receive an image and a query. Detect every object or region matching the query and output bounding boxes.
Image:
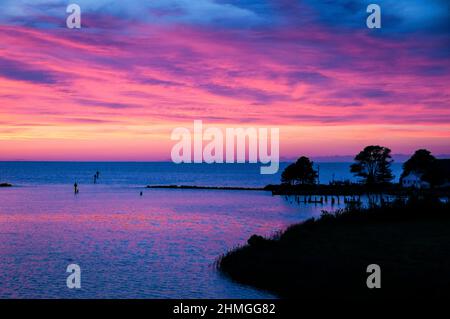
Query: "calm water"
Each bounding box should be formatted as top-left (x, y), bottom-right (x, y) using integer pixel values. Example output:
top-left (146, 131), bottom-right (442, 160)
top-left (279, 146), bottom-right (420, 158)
top-left (0, 162), bottom-right (402, 298)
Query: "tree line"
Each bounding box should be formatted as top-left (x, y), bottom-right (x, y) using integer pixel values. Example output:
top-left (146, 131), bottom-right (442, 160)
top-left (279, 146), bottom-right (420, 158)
top-left (281, 146), bottom-right (441, 186)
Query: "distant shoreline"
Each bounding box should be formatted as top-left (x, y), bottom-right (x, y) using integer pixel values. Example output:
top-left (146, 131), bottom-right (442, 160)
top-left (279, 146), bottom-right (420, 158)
top-left (1, 155), bottom-right (450, 163)
top-left (146, 185), bottom-right (265, 191)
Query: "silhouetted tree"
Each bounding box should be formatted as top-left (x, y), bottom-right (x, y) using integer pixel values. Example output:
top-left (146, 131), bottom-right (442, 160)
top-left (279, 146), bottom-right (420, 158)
top-left (422, 159), bottom-right (450, 187)
top-left (281, 156), bottom-right (318, 185)
top-left (350, 146), bottom-right (393, 185)
top-left (401, 149), bottom-right (436, 180)
top-left (281, 163), bottom-right (297, 185)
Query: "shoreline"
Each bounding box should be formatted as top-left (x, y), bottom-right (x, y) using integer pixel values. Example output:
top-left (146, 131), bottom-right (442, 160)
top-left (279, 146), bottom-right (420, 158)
top-left (217, 196), bottom-right (450, 299)
top-left (266, 183), bottom-right (450, 197)
top-left (146, 183), bottom-right (450, 197)
top-left (146, 185), bottom-right (265, 191)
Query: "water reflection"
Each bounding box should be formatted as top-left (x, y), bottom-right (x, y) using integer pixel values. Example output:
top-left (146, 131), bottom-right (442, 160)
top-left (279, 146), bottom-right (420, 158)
top-left (0, 185), bottom-right (324, 298)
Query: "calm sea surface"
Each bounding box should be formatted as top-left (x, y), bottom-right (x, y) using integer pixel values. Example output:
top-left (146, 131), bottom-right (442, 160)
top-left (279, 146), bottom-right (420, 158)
top-left (0, 162), bottom-right (402, 298)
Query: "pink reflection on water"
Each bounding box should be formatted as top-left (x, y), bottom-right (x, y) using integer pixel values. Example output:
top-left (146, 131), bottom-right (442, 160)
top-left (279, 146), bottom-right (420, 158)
top-left (0, 185), bottom-right (325, 298)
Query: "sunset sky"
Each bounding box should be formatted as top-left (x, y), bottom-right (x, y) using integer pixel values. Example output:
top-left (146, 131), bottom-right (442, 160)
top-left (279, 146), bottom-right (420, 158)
top-left (0, 0), bottom-right (449, 161)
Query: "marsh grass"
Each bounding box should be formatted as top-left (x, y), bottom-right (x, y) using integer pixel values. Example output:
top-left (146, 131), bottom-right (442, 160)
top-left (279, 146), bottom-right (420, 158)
top-left (217, 196), bottom-right (450, 299)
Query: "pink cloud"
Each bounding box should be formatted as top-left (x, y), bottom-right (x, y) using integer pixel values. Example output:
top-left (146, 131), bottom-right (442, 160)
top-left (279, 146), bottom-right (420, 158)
top-left (0, 20), bottom-right (449, 160)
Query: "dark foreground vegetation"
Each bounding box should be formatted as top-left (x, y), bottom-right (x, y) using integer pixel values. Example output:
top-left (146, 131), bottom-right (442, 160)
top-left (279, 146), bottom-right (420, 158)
top-left (218, 196), bottom-right (450, 299)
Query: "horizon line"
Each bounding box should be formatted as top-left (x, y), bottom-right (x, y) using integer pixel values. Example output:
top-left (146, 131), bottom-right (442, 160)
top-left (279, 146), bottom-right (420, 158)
top-left (1, 153), bottom-right (450, 163)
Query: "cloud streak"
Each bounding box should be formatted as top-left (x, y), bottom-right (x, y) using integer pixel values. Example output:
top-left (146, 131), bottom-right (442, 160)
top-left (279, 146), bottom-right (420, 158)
top-left (0, 1), bottom-right (448, 159)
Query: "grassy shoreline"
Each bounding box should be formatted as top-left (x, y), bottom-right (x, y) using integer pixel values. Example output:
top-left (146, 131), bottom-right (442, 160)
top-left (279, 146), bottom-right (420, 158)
top-left (217, 197), bottom-right (450, 299)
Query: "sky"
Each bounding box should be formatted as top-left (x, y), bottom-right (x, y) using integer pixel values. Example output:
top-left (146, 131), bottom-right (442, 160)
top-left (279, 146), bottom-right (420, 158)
top-left (0, 0), bottom-right (449, 161)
